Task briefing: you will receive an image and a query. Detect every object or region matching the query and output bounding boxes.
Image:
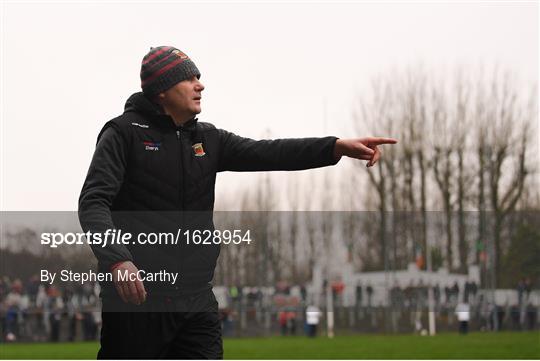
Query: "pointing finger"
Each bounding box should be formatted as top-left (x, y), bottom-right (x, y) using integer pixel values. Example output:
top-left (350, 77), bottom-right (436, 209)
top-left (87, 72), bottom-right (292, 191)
top-left (368, 137), bottom-right (398, 145)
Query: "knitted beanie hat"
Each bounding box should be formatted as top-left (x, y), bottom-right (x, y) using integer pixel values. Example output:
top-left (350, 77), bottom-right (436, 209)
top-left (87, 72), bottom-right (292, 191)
top-left (140, 46), bottom-right (200, 97)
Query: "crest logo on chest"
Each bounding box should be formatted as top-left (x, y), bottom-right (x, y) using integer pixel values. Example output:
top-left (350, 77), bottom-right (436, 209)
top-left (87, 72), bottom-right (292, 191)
top-left (192, 143), bottom-right (206, 157)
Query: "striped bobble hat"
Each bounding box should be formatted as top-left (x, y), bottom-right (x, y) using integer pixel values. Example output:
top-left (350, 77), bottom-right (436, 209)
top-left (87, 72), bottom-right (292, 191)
top-left (140, 46), bottom-right (200, 97)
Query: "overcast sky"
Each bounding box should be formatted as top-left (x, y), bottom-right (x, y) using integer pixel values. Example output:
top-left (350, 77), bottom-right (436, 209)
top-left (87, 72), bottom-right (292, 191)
top-left (1, 1), bottom-right (538, 211)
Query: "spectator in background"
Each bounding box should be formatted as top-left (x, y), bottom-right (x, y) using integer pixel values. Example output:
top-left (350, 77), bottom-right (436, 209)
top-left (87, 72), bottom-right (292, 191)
top-left (366, 285), bottom-right (373, 307)
top-left (464, 281), bottom-right (470, 303)
top-left (82, 312), bottom-right (99, 341)
top-left (306, 305), bottom-right (321, 338)
top-left (81, 282), bottom-right (99, 341)
top-left (63, 289), bottom-right (79, 341)
top-left (220, 309), bottom-right (233, 337)
top-left (35, 284), bottom-right (49, 340)
top-left (230, 286), bottom-right (239, 304)
top-left (451, 282), bottom-right (459, 304)
top-left (355, 283), bottom-right (363, 308)
top-left (0, 277), bottom-right (8, 301)
top-left (405, 282), bottom-right (414, 309)
top-left (46, 286), bottom-right (64, 342)
top-left (331, 281), bottom-right (345, 306)
top-left (300, 285), bottom-right (307, 303)
top-left (510, 304), bottom-right (521, 330)
top-left (455, 301), bottom-right (470, 334)
top-left (470, 280), bottom-right (478, 304)
top-left (25, 275), bottom-right (40, 304)
top-left (4, 279), bottom-right (24, 342)
top-left (444, 285), bottom-right (451, 305)
top-left (524, 278), bottom-right (532, 303)
top-left (526, 303), bottom-right (537, 331)
top-left (433, 284), bottom-right (441, 307)
top-left (517, 278), bottom-right (526, 306)
top-left (496, 305), bottom-right (505, 331)
top-left (279, 311), bottom-right (288, 335)
top-left (287, 310), bottom-right (297, 335)
top-left (390, 284), bottom-right (400, 309)
top-left (487, 302), bottom-right (496, 331)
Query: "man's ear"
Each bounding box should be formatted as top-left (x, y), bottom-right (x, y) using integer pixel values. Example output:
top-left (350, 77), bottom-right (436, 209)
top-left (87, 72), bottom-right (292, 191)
top-left (153, 92), bottom-right (166, 104)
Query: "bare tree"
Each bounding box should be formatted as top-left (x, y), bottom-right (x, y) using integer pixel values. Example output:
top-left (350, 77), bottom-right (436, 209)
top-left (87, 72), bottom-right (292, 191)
top-left (481, 69), bottom-right (536, 284)
top-left (354, 76), bottom-right (397, 269)
top-left (430, 79), bottom-right (457, 270)
top-left (287, 177), bottom-right (301, 283)
top-left (454, 70), bottom-right (473, 273)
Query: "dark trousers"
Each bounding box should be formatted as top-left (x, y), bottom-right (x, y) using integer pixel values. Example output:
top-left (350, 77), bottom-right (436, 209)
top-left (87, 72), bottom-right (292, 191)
top-left (49, 314), bottom-right (61, 342)
top-left (459, 321), bottom-right (468, 334)
top-left (307, 324), bottom-right (317, 337)
top-left (98, 289), bottom-right (222, 359)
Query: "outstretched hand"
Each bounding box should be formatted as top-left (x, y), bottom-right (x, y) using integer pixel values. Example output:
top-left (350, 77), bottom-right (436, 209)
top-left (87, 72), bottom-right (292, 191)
top-left (334, 137), bottom-right (398, 167)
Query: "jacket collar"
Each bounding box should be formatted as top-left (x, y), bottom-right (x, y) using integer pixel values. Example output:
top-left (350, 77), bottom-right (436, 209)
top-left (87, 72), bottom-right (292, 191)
top-left (124, 92), bottom-right (199, 131)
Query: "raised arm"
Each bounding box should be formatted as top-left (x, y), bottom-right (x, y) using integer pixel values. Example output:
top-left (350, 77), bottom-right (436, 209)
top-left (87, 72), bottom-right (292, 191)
top-left (217, 129), bottom-right (397, 171)
top-left (217, 129), bottom-right (340, 172)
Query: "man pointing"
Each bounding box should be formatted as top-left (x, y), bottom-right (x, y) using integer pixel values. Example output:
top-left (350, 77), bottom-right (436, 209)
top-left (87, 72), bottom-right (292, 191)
top-left (78, 46), bottom-right (397, 359)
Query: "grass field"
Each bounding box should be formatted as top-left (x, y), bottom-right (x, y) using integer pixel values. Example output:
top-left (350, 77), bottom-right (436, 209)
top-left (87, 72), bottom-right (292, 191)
top-left (0, 332), bottom-right (539, 359)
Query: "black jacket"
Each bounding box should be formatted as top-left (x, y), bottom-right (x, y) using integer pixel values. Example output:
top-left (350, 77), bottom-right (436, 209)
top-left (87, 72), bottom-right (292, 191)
top-left (78, 92), bottom-right (339, 296)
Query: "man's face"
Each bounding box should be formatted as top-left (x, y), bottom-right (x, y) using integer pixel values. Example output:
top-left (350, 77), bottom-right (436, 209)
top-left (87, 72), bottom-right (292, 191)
top-left (159, 76), bottom-right (205, 117)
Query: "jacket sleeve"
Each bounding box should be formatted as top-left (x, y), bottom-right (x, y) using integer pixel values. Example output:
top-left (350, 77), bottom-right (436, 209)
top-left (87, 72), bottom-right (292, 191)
top-left (217, 129), bottom-right (340, 172)
top-left (78, 126), bottom-right (134, 269)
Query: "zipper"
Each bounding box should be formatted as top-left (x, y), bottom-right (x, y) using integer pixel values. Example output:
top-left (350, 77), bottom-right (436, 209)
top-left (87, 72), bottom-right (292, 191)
top-left (176, 129), bottom-right (185, 210)
top-left (176, 129), bottom-right (184, 290)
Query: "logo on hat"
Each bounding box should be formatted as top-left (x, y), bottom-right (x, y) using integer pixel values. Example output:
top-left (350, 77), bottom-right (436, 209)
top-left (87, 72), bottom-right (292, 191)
top-left (172, 49), bottom-right (188, 60)
top-left (192, 143), bottom-right (205, 157)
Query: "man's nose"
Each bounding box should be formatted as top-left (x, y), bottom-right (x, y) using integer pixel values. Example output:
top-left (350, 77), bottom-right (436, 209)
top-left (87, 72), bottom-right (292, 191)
top-left (195, 79), bottom-right (205, 91)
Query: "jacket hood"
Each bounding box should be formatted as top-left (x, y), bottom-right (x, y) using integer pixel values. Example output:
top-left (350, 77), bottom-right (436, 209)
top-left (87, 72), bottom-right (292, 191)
top-left (123, 92), bottom-right (199, 131)
top-left (124, 92), bottom-right (162, 116)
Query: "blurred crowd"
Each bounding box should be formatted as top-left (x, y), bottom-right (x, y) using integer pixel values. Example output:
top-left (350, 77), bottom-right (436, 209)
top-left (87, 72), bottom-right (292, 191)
top-left (0, 276), bottom-right (101, 343)
top-left (1, 275), bottom-right (537, 342)
top-left (385, 278), bottom-right (538, 333)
